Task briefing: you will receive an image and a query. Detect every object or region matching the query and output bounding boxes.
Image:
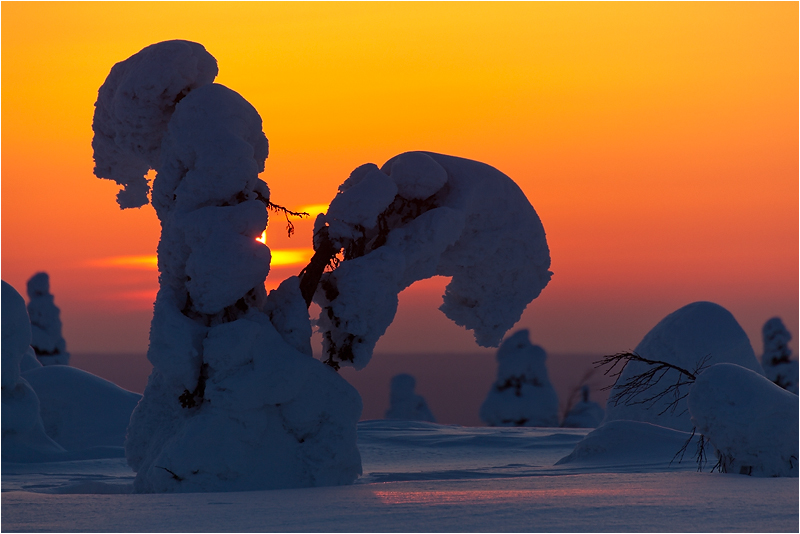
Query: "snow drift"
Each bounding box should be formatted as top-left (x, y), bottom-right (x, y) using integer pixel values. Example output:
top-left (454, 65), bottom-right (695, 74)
top-left (480, 330), bottom-right (559, 427)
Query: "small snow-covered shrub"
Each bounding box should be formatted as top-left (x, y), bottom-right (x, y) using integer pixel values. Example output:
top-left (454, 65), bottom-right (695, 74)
top-left (26, 272), bottom-right (70, 366)
top-left (760, 317), bottom-right (798, 394)
top-left (562, 385), bottom-right (604, 428)
top-left (688, 363), bottom-right (798, 477)
top-left (480, 330), bottom-right (559, 427)
top-left (385, 374), bottom-right (436, 422)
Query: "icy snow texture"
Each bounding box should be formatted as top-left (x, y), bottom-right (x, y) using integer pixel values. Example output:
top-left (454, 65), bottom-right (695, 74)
top-left (604, 301), bottom-right (764, 432)
top-left (384, 374), bottom-right (436, 422)
top-left (1, 281), bottom-right (65, 461)
top-left (480, 330), bottom-right (559, 427)
top-left (105, 41), bottom-right (362, 492)
top-left (562, 385), bottom-right (604, 428)
top-left (760, 317), bottom-right (798, 394)
top-left (26, 272), bottom-right (70, 366)
top-left (316, 152), bottom-right (551, 369)
top-left (688, 363), bottom-right (799, 477)
top-left (92, 40), bottom-right (218, 208)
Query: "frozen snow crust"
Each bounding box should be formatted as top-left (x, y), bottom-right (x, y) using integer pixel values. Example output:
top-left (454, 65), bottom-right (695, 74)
top-left (93, 41), bottom-right (362, 492)
top-left (604, 301), bottom-right (763, 432)
top-left (480, 330), bottom-right (559, 427)
top-left (316, 152), bottom-right (552, 369)
top-left (26, 272), bottom-right (69, 366)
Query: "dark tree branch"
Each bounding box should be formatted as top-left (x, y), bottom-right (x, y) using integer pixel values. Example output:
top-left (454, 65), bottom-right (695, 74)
top-left (266, 200), bottom-right (309, 237)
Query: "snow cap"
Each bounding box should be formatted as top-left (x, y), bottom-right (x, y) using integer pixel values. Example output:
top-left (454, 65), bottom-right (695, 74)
top-left (92, 40), bottom-right (218, 208)
top-left (26, 272), bottom-right (50, 298)
top-left (2, 281), bottom-right (32, 388)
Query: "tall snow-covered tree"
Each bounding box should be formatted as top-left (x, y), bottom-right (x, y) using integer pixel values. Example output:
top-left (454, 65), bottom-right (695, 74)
top-left (480, 330), bottom-right (559, 427)
top-left (760, 317), bottom-right (798, 394)
top-left (93, 40), bottom-right (551, 492)
top-left (26, 272), bottom-right (69, 366)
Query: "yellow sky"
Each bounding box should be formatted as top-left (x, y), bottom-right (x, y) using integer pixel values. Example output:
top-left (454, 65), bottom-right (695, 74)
top-left (2, 2), bottom-right (797, 354)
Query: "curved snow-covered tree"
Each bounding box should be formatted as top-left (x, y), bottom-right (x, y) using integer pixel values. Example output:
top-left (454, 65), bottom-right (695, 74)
top-left (94, 40), bottom-right (551, 492)
top-left (384, 374), bottom-right (436, 422)
top-left (93, 41), bottom-right (361, 493)
top-left (480, 330), bottom-right (559, 427)
top-left (760, 317), bottom-right (798, 394)
top-left (304, 153), bottom-right (552, 370)
top-left (26, 272), bottom-right (70, 366)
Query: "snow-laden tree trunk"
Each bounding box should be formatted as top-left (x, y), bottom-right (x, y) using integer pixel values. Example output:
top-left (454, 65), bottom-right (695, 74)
top-left (93, 41), bottom-right (361, 493)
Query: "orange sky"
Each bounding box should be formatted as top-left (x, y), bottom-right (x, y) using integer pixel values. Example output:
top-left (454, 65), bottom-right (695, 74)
top-left (2, 2), bottom-right (797, 356)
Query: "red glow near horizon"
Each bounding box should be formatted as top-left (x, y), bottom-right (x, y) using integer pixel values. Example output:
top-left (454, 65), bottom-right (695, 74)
top-left (374, 486), bottom-right (664, 505)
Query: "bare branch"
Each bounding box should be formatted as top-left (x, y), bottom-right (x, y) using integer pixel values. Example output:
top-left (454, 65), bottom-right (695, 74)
top-left (266, 200), bottom-right (309, 238)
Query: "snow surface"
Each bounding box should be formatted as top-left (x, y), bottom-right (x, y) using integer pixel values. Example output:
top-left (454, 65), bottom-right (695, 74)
top-left (480, 330), bottom-right (559, 427)
top-left (384, 374), bottom-right (436, 422)
top-left (688, 363), bottom-right (799, 477)
top-left (315, 151), bottom-right (552, 369)
top-left (604, 301), bottom-right (764, 432)
top-left (3, 421), bottom-right (797, 532)
top-left (26, 272), bottom-right (70, 366)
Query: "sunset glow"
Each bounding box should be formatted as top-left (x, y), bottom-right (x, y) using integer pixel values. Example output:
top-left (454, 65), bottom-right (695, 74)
top-left (2, 2), bottom-right (796, 354)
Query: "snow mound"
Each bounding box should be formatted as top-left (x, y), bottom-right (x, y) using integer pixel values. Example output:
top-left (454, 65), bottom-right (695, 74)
top-left (316, 152), bottom-right (551, 369)
top-left (555, 420), bottom-right (700, 469)
top-left (92, 40), bottom-right (218, 208)
top-left (562, 386), bottom-right (604, 428)
top-left (604, 301), bottom-right (763, 432)
top-left (26, 272), bottom-right (70, 366)
top-left (480, 330), bottom-right (559, 427)
top-left (384, 374), bottom-right (436, 422)
top-left (760, 317), bottom-right (798, 394)
top-left (688, 363), bottom-right (799, 477)
top-left (1, 281), bottom-right (65, 462)
top-left (22, 365), bottom-right (141, 451)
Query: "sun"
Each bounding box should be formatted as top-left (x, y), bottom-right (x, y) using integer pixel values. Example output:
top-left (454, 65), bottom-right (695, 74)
top-left (256, 230), bottom-right (267, 244)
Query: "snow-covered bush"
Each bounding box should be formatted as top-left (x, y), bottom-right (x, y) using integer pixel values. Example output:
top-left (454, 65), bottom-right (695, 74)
top-left (480, 330), bottom-right (559, 427)
top-left (1, 281), bottom-right (65, 461)
top-left (385, 374), bottom-right (436, 422)
top-left (26, 272), bottom-right (70, 366)
top-left (602, 301), bottom-right (764, 432)
top-left (688, 363), bottom-right (798, 477)
top-left (760, 317), bottom-right (798, 394)
top-left (561, 385), bottom-right (604, 428)
top-left (93, 41), bottom-right (361, 493)
top-left (308, 152), bottom-right (552, 370)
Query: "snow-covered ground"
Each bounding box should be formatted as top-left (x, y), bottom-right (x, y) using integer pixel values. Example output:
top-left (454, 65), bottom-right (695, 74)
top-left (3, 420), bottom-right (797, 532)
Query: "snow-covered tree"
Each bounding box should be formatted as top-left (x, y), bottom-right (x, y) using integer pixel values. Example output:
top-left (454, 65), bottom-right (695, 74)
top-left (760, 317), bottom-right (798, 394)
top-left (93, 41), bottom-right (361, 493)
top-left (480, 330), bottom-right (559, 427)
top-left (304, 153), bottom-right (552, 371)
top-left (602, 301), bottom-right (764, 432)
top-left (385, 374), bottom-right (436, 422)
top-left (561, 385), bottom-right (604, 428)
top-left (26, 272), bottom-right (69, 366)
top-left (1, 281), bottom-right (64, 461)
top-left (93, 41), bottom-right (550, 492)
